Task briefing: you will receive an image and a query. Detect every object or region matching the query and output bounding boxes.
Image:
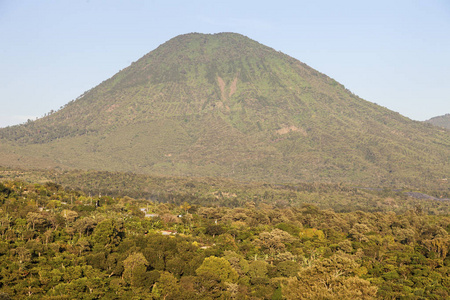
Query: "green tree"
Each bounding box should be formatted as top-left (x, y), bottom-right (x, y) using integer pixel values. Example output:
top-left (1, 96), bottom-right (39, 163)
top-left (91, 219), bottom-right (123, 252)
top-left (196, 256), bottom-right (238, 283)
top-left (152, 271), bottom-right (180, 300)
top-left (123, 252), bottom-right (149, 287)
top-left (285, 254), bottom-right (377, 299)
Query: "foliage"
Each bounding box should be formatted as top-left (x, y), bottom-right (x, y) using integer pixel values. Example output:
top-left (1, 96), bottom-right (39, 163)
top-left (0, 179), bottom-right (449, 299)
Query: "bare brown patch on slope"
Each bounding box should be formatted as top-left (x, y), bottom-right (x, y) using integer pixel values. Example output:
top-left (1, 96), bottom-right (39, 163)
top-left (229, 76), bottom-right (238, 97)
top-left (276, 125), bottom-right (307, 136)
top-left (217, 76), bottom-right (226, 101)
top-left (106, 104), bottom-right (119, 112)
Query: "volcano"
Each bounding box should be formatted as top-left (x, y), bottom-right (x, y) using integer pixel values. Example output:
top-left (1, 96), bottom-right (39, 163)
top-left (1, 33), bottom-right (448, 187)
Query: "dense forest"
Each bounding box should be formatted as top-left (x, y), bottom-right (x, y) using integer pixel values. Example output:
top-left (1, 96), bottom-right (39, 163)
top-left (0, 179), bottom-right (449, 299)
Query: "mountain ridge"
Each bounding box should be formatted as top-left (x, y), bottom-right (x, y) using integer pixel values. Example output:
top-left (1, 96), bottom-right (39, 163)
top-left (426, 114), bottom-right (450, 130)
top-left (0, 32), bottom-right (448, 188)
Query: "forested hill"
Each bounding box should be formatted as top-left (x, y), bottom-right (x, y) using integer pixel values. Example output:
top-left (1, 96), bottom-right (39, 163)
top-left (426, 114), bottom-right (450, 130)
top-left (0, 33), bottom-right (449, 187)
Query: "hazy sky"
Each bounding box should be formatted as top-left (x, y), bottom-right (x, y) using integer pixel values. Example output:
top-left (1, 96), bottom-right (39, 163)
top-left (1, 0), bottom-right (449, 128)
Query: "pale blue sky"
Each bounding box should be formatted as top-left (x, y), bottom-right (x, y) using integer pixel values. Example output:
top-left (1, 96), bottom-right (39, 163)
top-left (1, 0), bottom-right (449, 127)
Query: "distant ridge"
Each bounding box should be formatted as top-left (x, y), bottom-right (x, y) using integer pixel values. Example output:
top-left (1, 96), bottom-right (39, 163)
top-left (0, 33), bottom-right (449, 188)
top-left (426, 114), bottom-right (450, 130)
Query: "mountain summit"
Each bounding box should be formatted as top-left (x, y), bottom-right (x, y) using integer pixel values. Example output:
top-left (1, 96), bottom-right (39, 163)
top-left (1, 33), bottom-right (448, 187)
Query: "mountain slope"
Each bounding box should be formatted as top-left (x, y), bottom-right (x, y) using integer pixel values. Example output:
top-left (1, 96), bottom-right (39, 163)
top-left (0, 33), bottom-right (449, 187)
top-left (426, 114), bottom-right (450, 130)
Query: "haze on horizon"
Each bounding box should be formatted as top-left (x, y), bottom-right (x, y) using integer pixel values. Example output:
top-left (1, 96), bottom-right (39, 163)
top-left (0, 0), bottom-right (449, 128)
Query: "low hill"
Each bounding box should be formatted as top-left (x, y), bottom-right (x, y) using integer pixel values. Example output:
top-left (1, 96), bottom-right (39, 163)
top-left (0, 167), bottom-right (448, 214)
top-left (0, 33), bottom-right (448, 188)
